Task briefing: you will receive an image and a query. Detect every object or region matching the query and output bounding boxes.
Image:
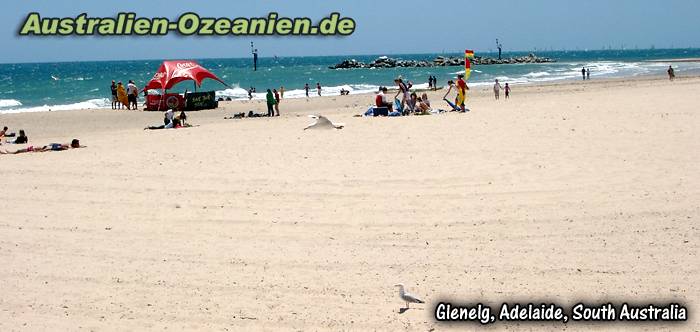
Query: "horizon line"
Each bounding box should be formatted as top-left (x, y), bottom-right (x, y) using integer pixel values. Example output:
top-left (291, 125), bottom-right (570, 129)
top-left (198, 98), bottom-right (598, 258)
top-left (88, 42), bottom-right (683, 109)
top-left (2, 47), bottom-right (699, 65)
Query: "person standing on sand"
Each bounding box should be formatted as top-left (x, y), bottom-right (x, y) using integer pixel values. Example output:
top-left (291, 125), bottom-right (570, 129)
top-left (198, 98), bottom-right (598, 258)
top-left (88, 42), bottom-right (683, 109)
top-left (280, 86), bottom-right (285, 99)
top-left (127, 80), bottom-right (139, 110)
top-left (110, 81), bottom-right (117, 110)
top-left (668, 66), bottom-right (675, 81)
top-left (504, 83), bottom-right (511, 99)
top-left (456, 74), bottom-right (468, 110)
top-left (582, 67), bottom-right (586, 80)
top-left (393, 78), bottom-right (411, 111)
top-left (586, 68), bottom-right (591, 80)
top-left (116, 82), bottom-right (130, 110)
top-left (316, 82), bottom-right (322, 96)
top-left (304, 83), bottom-right (310, 97)
top-left (493, 79), bottom-right (503, 100)
top-left (273, 88), bottom-right (280, 116)
top-left (265, 89), bottom-right (276, 117)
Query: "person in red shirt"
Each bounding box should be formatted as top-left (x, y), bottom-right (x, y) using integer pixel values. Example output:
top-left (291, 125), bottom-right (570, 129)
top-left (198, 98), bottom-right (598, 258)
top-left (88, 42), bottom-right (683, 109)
top-left (456, 74), bottom-right (468, 110)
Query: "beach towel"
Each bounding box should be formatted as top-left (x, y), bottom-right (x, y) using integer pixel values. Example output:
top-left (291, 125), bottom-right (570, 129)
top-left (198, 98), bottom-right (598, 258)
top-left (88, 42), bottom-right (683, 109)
top-left (117, 85), bottom-right (129, 107)
top-left (394, 99), bottom-right (404, 113)
top-left (444, 98), bottom-right (468, 112)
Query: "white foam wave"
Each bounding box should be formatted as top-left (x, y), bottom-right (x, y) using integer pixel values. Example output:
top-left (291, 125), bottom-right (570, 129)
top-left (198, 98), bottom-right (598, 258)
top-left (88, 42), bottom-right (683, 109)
top-left (0, 99), bottom-right (22, 108)
top-left (0, 98), bottom-right (110, 114)
top-left (216, 84), bottom-right (381, 100)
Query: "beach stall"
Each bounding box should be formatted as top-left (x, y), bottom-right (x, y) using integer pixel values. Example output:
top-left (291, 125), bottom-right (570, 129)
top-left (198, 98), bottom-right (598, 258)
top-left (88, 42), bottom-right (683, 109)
top-left (143, 60), bottom-right (227, 111)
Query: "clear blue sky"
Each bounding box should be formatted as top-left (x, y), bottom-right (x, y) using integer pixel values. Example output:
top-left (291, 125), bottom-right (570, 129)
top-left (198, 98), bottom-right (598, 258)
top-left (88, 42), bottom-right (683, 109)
top-left (2, 0), bottom-right (698, 63)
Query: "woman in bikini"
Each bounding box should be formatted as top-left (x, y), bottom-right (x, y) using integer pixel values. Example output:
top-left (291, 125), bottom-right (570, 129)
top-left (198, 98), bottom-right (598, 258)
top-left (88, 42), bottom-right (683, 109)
top-left (1, 139), bottom-right (83, 154)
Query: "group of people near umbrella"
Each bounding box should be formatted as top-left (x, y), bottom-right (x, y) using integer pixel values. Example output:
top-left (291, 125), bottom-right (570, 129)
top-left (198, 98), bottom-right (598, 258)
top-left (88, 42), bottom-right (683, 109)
top-left (110, 80), bottom-right (140, 110)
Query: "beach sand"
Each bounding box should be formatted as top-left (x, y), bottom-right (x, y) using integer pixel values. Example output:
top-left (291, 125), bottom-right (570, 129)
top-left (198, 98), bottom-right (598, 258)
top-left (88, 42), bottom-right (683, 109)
top-left (0, 75), bottom-right (698, 331)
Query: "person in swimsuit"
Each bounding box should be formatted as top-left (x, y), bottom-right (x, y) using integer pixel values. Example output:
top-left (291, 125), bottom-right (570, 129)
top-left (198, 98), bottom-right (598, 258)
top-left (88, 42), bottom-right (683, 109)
top-left (273, 89), bottom-right (280, 116)
top-left (1, 139), bottom-right (83, 154)
top-left (393, 78), bottom-right (411, 112)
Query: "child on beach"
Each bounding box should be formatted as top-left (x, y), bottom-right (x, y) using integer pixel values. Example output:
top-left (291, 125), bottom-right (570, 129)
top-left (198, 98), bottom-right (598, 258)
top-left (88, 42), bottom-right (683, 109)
top-left (504, 83), bottom-right (511, 99)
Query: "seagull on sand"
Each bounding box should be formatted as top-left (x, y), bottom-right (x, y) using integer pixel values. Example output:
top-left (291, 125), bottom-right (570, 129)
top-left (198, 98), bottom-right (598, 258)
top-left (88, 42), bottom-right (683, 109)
top-left (394, 283), bottom-right (424, 309)
top-left (303, 115), bottom-right (344, 130)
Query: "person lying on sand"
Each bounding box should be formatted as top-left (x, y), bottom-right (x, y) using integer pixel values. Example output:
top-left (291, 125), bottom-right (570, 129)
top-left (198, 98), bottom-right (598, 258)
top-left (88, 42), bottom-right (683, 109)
top-left (144, 118), bottom-right (195, 130)
top-left (1, 139), bottom-right (84, 154)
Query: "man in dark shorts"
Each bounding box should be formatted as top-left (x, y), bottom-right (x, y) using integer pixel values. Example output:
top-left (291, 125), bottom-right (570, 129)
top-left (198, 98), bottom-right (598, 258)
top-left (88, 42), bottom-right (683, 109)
top-left (127, 80), bottom-right (139, 110)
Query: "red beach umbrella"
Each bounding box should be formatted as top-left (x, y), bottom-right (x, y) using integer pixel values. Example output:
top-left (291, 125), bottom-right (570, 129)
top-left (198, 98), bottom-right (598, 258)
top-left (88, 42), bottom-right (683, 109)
top-left (143, 60), bottom-right (227, 91)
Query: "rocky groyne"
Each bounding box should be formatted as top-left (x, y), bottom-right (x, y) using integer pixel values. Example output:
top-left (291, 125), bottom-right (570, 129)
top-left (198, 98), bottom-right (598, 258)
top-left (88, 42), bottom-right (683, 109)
top-left (329, 53), bottom-right (555, 69)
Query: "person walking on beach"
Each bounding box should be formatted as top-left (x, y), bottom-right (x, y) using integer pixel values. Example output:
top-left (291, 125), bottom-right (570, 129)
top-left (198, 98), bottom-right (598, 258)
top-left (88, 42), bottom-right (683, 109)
top-left (493, 79), bottom-right (503, 100)
top-left (110, 81), bottom-right (117, 110)
top-left (304, 83), bottom-right (310, 97)
top-left (504, 83), bottom-right (511, 99)
top-left (316, 82), bottom-right (322, 96)
top-left (265, 89), bottom-right (276, 117)
top-left (582, 67), bottom-right (586, 80)
top-left (668, 65), bottom-right (675, 81)
top-left (273, 88), bottom-right (280, 116)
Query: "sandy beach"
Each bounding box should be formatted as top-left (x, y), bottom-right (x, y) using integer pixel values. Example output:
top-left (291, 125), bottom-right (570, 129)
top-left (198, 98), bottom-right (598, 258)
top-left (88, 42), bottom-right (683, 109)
top-left (0, 75), bottom-right (698, 331)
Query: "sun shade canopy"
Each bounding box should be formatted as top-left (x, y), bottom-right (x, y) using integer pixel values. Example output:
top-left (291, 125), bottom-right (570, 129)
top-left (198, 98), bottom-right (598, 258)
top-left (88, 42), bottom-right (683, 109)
top-left (143, 60), bottom-right (227, 91)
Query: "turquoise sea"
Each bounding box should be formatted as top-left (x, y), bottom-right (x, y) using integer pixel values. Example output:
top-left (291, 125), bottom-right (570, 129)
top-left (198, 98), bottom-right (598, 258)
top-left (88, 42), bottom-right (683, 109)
top-left (1, 49), bottom-right (700, 113)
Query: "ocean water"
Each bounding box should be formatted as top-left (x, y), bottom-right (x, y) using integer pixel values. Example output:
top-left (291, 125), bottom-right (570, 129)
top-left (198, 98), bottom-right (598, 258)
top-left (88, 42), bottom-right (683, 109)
top-left (2, 49), bottom-right (700, 114)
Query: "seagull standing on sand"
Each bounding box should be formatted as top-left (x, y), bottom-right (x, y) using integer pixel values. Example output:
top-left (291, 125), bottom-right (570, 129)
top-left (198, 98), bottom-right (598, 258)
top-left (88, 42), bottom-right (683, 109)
top-left (394, 283), bottom-right (424, 309)
top-left (303, 115), bottom-right (344, 130)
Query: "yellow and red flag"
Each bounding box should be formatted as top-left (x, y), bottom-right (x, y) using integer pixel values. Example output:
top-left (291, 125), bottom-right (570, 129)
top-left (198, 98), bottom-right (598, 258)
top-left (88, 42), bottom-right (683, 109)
top-left (464, 49), bottom-right (475, 80)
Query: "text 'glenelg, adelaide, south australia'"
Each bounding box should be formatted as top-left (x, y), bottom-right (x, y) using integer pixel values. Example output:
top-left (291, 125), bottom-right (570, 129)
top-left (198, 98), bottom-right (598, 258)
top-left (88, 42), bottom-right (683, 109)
top-left (435, 302), bottom-right (687, 325)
